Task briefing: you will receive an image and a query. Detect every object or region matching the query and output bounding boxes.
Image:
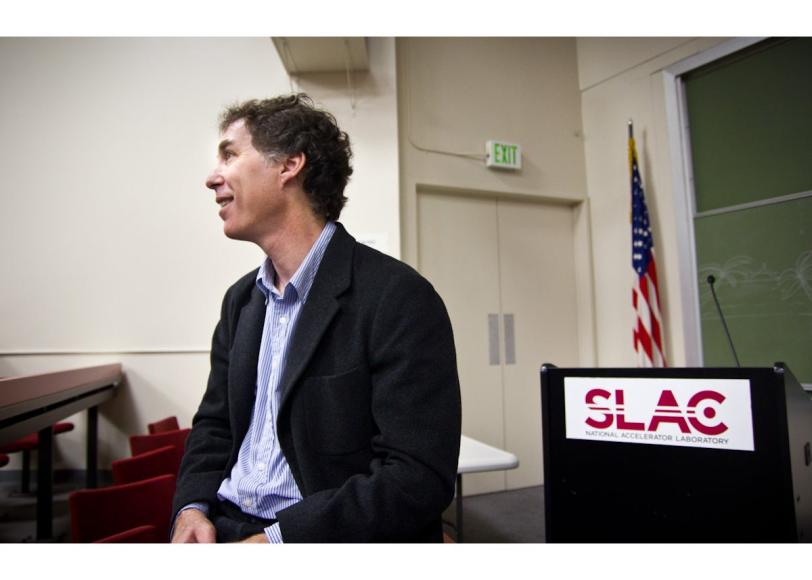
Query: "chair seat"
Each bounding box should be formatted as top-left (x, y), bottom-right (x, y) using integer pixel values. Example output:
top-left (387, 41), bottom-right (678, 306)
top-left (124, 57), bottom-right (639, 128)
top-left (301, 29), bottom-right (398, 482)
top-left (94, 524), bottom-right (161, 543)
top-left (0, 422), bottom-right (76, 493)
top-left (0, 422), bottom-right (75, 453)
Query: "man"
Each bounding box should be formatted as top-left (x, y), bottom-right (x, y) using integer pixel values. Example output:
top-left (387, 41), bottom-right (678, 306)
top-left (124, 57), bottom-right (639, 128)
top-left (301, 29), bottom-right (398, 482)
top-left (171, 94), bottom-right (461, 543)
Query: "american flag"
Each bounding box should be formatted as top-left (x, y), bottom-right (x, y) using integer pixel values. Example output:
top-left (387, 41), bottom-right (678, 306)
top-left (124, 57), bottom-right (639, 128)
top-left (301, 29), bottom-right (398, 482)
top-left (630, 126), bottom-right (666, 367)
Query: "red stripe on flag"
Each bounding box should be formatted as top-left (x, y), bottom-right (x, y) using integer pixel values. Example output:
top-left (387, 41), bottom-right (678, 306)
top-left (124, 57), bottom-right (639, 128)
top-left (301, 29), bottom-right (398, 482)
top-left (635, 295), bottom-right (654, 361)
top-left (645, 260), bottom-right (666, 365)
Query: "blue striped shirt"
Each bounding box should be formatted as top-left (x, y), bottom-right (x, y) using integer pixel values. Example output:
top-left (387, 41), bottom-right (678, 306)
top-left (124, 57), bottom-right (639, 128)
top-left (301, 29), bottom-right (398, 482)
top-left (184, 221), bottom-right (336, 543)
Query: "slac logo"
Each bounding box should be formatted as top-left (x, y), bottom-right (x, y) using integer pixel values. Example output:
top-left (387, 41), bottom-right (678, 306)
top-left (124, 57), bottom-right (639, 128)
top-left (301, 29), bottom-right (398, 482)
top-left (585, 388), bottom-right (727, 435)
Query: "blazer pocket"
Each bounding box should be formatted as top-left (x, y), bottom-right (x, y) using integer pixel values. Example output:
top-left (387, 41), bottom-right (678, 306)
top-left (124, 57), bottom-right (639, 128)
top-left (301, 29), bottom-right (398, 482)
top-left (304, 365), bottom-right (373, 455)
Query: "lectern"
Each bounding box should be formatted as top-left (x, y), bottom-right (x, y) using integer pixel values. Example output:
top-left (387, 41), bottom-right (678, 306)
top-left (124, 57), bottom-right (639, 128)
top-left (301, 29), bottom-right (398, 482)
top-left (540, 363), bottom-right (812, 542)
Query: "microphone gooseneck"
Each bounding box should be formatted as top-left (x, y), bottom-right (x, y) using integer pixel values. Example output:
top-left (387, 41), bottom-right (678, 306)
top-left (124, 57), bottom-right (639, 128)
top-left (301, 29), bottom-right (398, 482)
top-left (707, 275), bottom-right (741, 368)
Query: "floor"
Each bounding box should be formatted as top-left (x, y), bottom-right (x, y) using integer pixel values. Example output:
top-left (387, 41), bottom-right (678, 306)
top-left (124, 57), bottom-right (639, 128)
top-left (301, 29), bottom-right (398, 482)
top-left (0, 477), bottom-right (74, 543)
top-left (0, 473), bottom-right (546, 543)
top-left (444, 485), bottom-right (545, 543)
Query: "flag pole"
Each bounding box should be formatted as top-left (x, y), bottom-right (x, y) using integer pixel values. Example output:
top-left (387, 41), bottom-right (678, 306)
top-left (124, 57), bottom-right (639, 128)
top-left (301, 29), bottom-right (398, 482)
top-left (628, 119), bottom-right (633, 139)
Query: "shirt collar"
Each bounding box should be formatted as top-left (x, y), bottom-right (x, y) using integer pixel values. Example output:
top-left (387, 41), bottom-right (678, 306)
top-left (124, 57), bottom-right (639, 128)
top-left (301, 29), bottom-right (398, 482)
top-left (255, 221), bottom-right (337, 303)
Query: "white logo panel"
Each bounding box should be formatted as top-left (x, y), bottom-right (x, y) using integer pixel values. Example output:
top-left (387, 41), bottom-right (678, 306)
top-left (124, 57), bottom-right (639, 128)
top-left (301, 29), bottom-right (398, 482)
top-left (564, 377), bottom-right (754, 451)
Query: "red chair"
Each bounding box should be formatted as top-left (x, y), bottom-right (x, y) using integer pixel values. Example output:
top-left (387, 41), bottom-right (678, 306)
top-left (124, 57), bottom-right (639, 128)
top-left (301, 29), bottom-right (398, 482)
top-left (112, 445), bottom-right (180, 484)
top-left (129, 428), bottom-right (190, 469)
top-left (95, 524), bottom-right (160, 543)
top-left (147, 416), bottom-right (180, 434)
top-left (69, 474), bottom-right (175, 543)
top-left (0, 422), bottom-right (74, 492)
top-left (0, 453), bottom-right (9, 468)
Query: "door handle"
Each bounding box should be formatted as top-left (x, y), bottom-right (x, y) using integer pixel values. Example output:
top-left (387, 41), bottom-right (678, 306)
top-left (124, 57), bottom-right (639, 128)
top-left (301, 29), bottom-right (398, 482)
top-left (504, 313), bottom-right (516, 365)
top-left (488, 313), bottom-right (500, 365)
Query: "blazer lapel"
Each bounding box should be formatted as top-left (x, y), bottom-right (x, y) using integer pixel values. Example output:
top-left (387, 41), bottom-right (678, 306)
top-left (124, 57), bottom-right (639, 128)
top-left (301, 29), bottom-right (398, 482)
top-left (278, 223), bottom-right (354, 410)
top-left (228, 284), bottom-right (266, 445)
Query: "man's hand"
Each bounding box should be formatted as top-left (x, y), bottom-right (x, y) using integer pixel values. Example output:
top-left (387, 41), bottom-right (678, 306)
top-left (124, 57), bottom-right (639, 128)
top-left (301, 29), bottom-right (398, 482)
top-left (171, 508), bottom-right (216, 543)
top-left (238, 533), bottom-right (269, 543)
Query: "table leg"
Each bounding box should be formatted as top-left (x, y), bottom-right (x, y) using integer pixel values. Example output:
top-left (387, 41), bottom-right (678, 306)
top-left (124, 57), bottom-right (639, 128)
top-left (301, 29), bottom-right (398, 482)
top-left (456, 474), bottom-right (463, 543)
top-left (22, 450), bottom-right (31, 493)
top-left (86, 406), bottom-right (98, 488)
top-left (36, 425), bottom-right (53, 541)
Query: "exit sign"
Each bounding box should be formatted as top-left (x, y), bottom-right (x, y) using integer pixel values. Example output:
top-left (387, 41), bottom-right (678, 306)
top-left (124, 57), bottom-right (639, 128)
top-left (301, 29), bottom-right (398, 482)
top-left (486, 140), bottom-right (522, 170)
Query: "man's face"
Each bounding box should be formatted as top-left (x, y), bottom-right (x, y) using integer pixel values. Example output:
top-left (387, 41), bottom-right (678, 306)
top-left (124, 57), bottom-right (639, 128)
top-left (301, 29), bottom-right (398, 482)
top-left (206, 119), bottom-right (286, 242)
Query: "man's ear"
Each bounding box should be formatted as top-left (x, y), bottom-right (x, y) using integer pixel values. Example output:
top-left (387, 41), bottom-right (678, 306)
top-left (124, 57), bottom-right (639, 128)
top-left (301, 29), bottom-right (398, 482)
top-left (279, 152), bottom-right (306, 188)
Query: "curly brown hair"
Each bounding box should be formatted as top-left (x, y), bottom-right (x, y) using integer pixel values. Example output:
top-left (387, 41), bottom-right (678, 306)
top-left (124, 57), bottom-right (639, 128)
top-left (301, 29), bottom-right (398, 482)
top-left (219, 94), bottom-right (353, 222)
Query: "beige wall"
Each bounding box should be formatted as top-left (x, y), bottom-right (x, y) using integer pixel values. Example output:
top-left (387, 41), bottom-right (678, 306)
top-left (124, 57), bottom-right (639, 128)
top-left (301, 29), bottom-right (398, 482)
top-left (291, 38), bottom-right (401, 257)
top-left (0, 38), bottom-right (399, 470)
top-left (397, 37), bottom-right (596, 364)
top-left (398, 37), bottom-right (588, 265)
top-left (577, 37), bottom-right (728, 366)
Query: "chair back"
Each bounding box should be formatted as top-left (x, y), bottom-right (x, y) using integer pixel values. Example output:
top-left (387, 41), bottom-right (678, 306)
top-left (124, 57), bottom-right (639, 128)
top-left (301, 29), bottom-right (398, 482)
top-left (147, 416), bottom-right (180, 434)
top-left (112, 445), bottom-right (180, 484)
top-left (69, 474), bottom-right (175, 542)
top-left (129, 428), bottom-right (190, 468)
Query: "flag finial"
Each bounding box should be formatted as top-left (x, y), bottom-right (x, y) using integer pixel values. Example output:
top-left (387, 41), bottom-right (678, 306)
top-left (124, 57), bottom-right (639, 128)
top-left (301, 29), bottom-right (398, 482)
top-left (628, 119), bottom-right (634, 139)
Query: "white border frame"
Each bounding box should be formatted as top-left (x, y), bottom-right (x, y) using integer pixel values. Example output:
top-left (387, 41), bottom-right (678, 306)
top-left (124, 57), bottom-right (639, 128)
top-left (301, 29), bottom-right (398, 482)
top-left (662, 37), bottom-right (766, 366)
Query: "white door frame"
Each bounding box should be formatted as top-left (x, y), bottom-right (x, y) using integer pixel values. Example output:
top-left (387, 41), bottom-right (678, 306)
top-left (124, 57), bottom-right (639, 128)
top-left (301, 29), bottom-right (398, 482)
top-left (662, 37), bottom-right (767, 366)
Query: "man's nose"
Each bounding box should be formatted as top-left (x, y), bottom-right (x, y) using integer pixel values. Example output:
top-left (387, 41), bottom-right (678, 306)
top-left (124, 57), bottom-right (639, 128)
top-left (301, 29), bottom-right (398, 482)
top-left (206, 169), bottom-right (223, 190)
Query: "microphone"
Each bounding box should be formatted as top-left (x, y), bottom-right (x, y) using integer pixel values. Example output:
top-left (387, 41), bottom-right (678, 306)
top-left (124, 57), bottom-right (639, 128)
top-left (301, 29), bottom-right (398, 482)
top-left (706, 275), bottom-right (741, 368)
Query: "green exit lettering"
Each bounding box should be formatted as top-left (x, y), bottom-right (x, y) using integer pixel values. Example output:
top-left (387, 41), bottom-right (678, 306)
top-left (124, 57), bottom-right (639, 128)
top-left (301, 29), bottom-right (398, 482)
top-left (486, 141), bottom-right (521, 170)
top-left (498, 144), bottom-right (517, 165)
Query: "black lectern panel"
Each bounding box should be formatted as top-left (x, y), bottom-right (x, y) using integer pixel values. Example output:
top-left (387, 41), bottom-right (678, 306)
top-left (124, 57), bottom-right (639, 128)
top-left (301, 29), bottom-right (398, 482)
top-left (540, 364), bottom-right (811, 542)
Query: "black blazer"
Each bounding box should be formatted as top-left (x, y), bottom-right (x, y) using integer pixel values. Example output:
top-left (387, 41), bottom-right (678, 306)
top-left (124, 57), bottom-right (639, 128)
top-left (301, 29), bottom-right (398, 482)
top-left (173, 223), bottom-right (462, 542)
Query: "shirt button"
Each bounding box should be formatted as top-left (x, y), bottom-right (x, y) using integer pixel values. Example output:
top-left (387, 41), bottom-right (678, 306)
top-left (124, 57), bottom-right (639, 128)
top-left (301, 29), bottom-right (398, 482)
top-left (257, 462), bottom-right (266, 471)
top-left (242, 498), bottom-right (253, 508)
top-left (279, 316), bottom-right (288, 324)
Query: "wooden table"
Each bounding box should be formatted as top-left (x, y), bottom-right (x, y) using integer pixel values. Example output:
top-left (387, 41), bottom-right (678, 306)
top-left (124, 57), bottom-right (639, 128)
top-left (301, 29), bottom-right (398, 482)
top-left (0, 364), bottom-right (122, 540)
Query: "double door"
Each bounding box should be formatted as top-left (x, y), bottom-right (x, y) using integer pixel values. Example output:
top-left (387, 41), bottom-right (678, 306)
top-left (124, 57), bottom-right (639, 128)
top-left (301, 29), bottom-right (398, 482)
top-left (418, 191), bottom-right (581, 494)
